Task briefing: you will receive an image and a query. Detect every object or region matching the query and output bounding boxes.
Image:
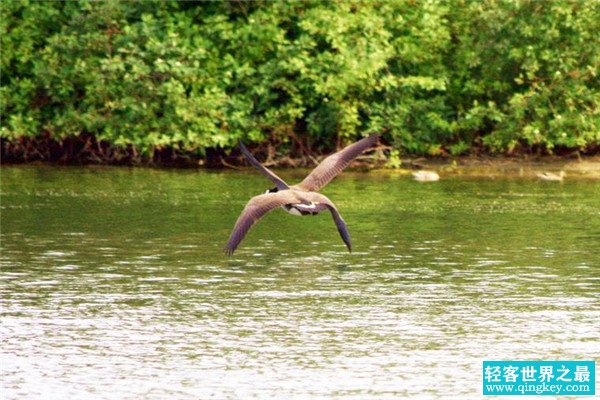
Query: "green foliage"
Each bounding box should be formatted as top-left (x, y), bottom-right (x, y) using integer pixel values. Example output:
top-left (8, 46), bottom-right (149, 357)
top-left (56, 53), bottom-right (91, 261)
top-left (1, 0), bottom-right (599, 156)
top-left (448, 0), bottom-right (600, 153)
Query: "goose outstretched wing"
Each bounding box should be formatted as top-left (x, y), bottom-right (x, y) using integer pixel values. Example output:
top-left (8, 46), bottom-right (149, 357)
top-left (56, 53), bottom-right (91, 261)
top-left (295, 134), bottom-right (378, 192)
top-left (225, 190), bottom-right (299, 255)
top-left (239, 141), bottom-right (289, 190)
top-left (306, 192), bottom-right (352, 252)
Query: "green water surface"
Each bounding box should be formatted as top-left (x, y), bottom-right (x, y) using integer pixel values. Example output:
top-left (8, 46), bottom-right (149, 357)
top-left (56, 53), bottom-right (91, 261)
top-left (1, 165), bottom-right (599, 399)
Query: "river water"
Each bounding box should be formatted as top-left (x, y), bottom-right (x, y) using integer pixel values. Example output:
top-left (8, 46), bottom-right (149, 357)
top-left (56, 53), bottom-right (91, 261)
top-left (1, 165), bottom-right (599, 399)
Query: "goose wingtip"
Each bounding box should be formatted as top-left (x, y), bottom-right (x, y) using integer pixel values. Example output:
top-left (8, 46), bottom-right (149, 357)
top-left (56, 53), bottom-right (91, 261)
top-left (224, 245), bottom-right (235, 256)
top-left (366, 133), bottom-right (380, 142)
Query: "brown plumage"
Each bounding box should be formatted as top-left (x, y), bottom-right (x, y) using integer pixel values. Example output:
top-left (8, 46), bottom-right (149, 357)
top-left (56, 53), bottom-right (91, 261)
top-left (225, 134), bottom-right (379, 255)
top-left (238, 141), bottom-right (289, 190)
top-left (294, 134), bottom-right (379, 192)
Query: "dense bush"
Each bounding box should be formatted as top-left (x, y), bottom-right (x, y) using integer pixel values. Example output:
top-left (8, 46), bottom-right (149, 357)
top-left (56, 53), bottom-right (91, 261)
top-left (1, 0), bottom-right (598, 160)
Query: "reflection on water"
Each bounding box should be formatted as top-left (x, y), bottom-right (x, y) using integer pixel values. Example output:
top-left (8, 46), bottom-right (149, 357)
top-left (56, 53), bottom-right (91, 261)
top-left (1, 166), bottom-right (599, 399)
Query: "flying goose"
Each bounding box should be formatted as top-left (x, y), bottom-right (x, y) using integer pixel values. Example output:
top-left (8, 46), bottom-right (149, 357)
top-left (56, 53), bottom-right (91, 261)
top-left (225, 134), bottom-right (379, 255)
top-left (536, 171), bottom-right (565, 181)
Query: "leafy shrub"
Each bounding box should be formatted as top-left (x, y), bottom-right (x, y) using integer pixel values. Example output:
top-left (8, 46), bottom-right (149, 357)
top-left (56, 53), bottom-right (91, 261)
top-left (448, 0), bottom-right (600, 153)
top-left (1, 0), bottom-right (598, 159)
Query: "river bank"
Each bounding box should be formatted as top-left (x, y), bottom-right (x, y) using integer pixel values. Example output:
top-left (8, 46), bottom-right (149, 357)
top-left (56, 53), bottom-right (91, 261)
top-left (2, 136), bottom-right (599, 179)
top-left (395, 156), bottom-right (600, 180)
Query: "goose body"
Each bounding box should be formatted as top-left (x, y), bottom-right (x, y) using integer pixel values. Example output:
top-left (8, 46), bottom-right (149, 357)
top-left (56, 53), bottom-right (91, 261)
top-left (225, 135), bottom-right (379, 254)
top-left (263, 188), bottom-right (321, 216)
top-left (284, 203), bottom-right (318, 216)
